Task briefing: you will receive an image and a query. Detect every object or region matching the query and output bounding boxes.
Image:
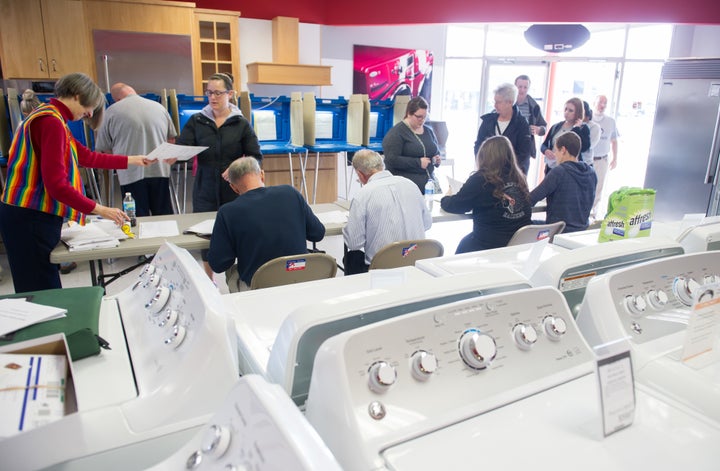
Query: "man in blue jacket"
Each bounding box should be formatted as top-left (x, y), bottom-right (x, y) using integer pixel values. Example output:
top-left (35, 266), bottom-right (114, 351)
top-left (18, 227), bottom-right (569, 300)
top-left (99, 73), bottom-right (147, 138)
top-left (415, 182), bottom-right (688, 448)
top-left (208, 157), bottom-right (325, 291)
top-left (530, 132), bottom-right (597, 232)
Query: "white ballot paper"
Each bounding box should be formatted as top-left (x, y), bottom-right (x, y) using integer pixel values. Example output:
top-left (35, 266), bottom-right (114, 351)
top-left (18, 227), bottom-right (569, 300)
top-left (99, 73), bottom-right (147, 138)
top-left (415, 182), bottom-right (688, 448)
top-left (183, 218), bottom-right (215, 236)
top-left (138, 220), bottom-right (180, 239)
top-left (146, 142), bottom-right (208, 162)
top-left (0, 299), bottom-right (67, 337)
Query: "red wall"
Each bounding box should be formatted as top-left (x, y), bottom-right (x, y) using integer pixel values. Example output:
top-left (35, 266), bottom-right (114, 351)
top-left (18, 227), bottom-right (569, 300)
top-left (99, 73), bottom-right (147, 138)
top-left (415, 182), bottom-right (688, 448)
top-left (193, 0), bottom-right (720, 25)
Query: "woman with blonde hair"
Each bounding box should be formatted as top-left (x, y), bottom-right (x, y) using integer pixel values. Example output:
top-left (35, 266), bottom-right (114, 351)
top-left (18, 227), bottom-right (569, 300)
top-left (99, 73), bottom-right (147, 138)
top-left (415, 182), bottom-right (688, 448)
top-left (441, 135), bottom-right (531, 253)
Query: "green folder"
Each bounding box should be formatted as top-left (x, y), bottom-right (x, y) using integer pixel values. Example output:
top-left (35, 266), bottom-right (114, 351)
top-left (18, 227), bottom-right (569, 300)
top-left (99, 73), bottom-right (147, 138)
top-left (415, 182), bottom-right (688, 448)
top-left (0, 286), bottom-right (104, 361)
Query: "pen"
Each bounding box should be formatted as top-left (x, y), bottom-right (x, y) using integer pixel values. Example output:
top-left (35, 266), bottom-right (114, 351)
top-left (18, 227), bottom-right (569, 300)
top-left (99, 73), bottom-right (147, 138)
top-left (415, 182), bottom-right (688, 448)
top-left (95, 334), bottom-right (112, 350)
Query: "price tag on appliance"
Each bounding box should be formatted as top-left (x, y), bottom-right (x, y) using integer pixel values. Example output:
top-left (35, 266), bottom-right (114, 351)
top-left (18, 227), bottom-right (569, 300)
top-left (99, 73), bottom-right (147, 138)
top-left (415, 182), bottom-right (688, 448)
top-left (681, 282), bottom-right (720, 368)
top-left (596, 350), bottom-right (635, 437)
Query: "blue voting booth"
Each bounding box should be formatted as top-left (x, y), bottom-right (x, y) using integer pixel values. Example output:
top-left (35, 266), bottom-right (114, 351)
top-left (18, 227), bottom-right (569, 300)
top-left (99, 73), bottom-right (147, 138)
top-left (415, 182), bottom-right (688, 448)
top-left (367, 98), bottom-right (394, 153)
top-left (249, 94), bottom-right (308, 198)
top-left (305, 96), bottom-right (363, 202)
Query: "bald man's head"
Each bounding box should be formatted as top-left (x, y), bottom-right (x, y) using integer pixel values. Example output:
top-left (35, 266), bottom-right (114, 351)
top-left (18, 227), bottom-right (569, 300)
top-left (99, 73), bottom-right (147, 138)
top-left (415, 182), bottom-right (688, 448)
top-left (110, 83), bottom-right (137, 103)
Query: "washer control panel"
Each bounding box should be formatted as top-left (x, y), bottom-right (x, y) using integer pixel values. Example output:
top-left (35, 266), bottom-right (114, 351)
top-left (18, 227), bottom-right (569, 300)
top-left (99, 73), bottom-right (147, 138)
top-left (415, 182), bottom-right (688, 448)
top-left (112, 242), bottom-right (237, 432)
top-left (148, 376), bottom-right (341, 471)
top-left (306, 286), bottom-right (593, 447)
top-left (601, 252), bottom-right (720, 344)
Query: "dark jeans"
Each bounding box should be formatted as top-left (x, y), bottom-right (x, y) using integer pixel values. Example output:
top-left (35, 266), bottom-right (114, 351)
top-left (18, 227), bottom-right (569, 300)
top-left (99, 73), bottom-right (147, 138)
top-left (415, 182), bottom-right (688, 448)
top-left (193, 165), bottom-right (237, 261)
top-left (0, 203), bottom-right (63, 292)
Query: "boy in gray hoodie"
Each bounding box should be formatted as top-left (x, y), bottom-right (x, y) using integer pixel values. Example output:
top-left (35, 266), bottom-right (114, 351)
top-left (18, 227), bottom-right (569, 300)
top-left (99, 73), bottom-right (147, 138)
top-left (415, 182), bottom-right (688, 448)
top-left (530, 132), bottom-right (597, 232)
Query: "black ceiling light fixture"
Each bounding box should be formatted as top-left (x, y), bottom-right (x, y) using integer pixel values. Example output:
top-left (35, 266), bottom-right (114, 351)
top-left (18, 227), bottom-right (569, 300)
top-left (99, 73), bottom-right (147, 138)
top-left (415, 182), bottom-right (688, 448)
top-left (524, 24), bottom-right (591, 53)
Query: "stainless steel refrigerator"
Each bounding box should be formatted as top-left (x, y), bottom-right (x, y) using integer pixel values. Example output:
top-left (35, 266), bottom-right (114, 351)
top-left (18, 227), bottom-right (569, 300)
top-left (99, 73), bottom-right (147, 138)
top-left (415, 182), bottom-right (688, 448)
top-left (644, 59), bottom-right (720, 221)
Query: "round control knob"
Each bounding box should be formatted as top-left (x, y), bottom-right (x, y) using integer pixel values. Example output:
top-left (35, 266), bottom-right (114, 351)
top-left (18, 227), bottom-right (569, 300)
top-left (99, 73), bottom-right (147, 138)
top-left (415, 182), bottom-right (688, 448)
top-left (140, 264), bottom-right (156, 279)
top-left (142, 272), bottom-right (162, 289)
top-left (673, 276), bottom-right (700, 306)
top-left (157, 309), bottom-right (179, 329)
top-left (512, 323), bottom-right (538, 350)
top-left (624, 294), bottom-right (647, 317)
top-left (201, 424), bottom-right (232, 458)
top-left (367, 361), bottom-right (397, 393)
top-left (458, 329), bottom-right (497, 369)
top-left (146, 286), bottom-right (171, 313)
top-left (410, 350), bottom-right (437, 381)
top-left (164, 324), bottom-right (187, 349)
top-left (543, 315), bottom-right (567, 341)
top-left (646, 289), bottom-right (668, 310)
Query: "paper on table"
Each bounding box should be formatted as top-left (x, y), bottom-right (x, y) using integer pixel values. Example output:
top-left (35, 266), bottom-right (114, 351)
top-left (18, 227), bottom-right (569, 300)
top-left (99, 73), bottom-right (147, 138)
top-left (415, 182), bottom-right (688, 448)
top-left (0, 299), bottom-right (67, 337)
top-left (447, 176), bottom-right (465, 195)
top-left (184, 218), bottom-right (215, 236)
top-left (316, 210), bottom-right (348, 225)
top-left (139, 220), bottom-right (180, 239)
top-left (146, 142), bottom-right (208, 162)
top-left (61, 222), bottom-right (120, 251)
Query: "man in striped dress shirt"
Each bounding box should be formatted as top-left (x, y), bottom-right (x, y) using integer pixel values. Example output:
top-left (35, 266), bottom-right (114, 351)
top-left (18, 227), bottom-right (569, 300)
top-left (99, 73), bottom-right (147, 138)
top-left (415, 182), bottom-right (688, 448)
top-left (343, 149), bottom-right (432, 274)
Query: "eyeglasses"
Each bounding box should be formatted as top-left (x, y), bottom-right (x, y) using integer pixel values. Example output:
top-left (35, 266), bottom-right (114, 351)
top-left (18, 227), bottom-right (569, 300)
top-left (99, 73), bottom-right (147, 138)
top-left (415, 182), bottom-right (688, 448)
top-left (205, 90), bottom-right (230, 97)
top-left (413, 113), bottom-right (428, 120)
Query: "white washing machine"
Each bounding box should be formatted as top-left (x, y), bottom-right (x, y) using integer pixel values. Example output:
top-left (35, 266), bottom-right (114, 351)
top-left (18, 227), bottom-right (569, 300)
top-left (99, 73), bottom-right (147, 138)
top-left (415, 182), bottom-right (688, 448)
top-left (554, 218), bottom-right (720, 253)
top-left (0, 242), bottom-right (239, 470)
top-left (676, 218), bottom-right (720, 252)
top-left (227, 267), bottom-right (433, 376)
top-left (146, 375), bottom-right (341, 470)
top-left (226, 266), bottom-right (531, 407)
top-left (415, 241), bottom-right (570, 277)
top-left (529, 237), bottom-right (684, 317)
top-left (576, 251), bottom-right (720, 425)
top-left (305, 286), bottom-right (720, 471)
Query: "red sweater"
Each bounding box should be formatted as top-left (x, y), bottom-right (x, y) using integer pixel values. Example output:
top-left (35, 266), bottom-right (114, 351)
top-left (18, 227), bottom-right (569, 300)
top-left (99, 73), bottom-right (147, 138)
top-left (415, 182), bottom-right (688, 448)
top-left (30, 99), bottom-right (128, 214)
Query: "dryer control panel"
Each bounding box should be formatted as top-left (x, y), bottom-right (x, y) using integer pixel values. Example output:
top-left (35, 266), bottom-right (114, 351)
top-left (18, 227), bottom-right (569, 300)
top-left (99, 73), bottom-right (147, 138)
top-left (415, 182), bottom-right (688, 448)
top-left (147, 376), bottom-right (341, 471)
top-left (305, 287), bottom-right (594, 470)
top-left (578, 251), bottom-right (720, 347)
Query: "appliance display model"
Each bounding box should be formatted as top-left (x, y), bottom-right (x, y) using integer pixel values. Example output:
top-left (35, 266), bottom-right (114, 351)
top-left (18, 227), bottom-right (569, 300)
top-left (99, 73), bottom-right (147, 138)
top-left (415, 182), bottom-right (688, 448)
top-left (529, 238), bottom-right (684, 316)
top-left (415, 241), bottom-right (570, 277)
top-left (576, 251), bottom-right (720, 424)
top-left (644, 59), bottom-right (720, 220)
top-left (226, 266), bottom-right (531, 407)
top-left (305, 286), bottom-right (720, 471)
top-left (0, 242), bottom-right (239, 470)
top-left (146, 375), bottom-right (341, 471)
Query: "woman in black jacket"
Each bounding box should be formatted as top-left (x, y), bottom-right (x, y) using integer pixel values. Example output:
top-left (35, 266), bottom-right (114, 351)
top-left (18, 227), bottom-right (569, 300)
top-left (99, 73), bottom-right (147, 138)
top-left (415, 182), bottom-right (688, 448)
top-left (541, 97), bottom-right (590, 175)
top-left (176, 72), bottom-right (262, 279)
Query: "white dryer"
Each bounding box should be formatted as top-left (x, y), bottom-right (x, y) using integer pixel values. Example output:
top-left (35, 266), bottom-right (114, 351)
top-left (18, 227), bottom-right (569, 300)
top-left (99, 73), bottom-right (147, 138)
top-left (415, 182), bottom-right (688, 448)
top-left (146, 375), bottom-right (341, 471)
top-left (576, 251), bottom-right (720, 424)
top-left (529, 237), bottom-right (683, 316)
top-left (226, 266), bottom-right (531, 406)
top-left (415, 240), bottom-right (570, 277)
top-left (0, 242), bottom-right (239, 470)
top-left (554, 218), bottom-right (720, 253)
top-left (305, 286), bottom-right (720, 471)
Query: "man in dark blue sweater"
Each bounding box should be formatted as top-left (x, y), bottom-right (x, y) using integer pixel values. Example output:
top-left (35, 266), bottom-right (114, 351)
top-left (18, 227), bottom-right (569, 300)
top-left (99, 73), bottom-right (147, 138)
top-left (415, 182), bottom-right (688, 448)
top-left (530, 132), bottom-right (597, 232)
top-left (208, 157), bottom-right (326, 291)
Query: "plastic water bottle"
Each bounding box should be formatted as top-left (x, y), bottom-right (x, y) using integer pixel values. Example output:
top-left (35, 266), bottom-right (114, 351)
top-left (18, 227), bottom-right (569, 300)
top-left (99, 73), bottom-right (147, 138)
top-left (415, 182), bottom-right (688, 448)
top-left (424, 178), bottom-right (434, 212)
top-left (123, 192), bottom-right (137, 227)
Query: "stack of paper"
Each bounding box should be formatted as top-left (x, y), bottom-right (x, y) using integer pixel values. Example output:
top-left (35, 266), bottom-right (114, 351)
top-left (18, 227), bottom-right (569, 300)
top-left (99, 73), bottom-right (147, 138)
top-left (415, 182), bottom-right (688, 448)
top-left (0, 298), bottom-right (67, 338)
top-left (60, 222), bottom-right (119, 251)
top-left (184, 218), bottom-right (215, 236)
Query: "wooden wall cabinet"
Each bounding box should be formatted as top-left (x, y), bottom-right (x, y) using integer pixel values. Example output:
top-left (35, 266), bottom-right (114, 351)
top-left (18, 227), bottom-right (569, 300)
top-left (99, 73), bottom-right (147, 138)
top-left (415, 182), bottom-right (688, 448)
top-left (192, 9), bottom-right (241, 96)
top-left (0, 0), bottom-right (93, 79)
top-left (263, 153), bottom-right (338, 204)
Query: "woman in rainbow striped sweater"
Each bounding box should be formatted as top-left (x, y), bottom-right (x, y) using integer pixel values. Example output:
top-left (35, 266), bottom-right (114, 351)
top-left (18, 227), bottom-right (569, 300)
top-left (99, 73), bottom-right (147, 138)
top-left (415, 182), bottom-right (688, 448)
top-left (0, 73), bottom-right (151, 293)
